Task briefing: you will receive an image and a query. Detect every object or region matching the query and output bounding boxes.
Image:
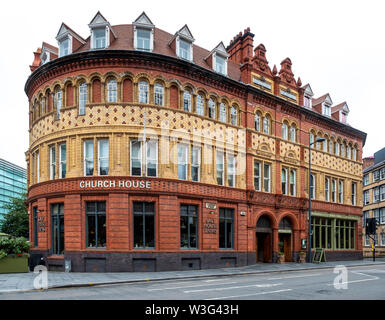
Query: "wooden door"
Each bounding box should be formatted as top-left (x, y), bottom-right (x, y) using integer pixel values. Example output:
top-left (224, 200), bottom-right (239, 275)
top-left (283, 235), bottom-right (292, 262)
top-left (264, 234), bottom-right (272, 262)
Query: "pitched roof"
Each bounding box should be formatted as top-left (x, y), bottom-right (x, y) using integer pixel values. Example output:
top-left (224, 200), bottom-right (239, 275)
top-left (331, 102), bottom-right (349, 114)
top-left (312, 93), bottom-right (332, 106)
top-left (42, 42), bottom-right (58, 54)
top-left (56, 23), bottom-right (86, 43)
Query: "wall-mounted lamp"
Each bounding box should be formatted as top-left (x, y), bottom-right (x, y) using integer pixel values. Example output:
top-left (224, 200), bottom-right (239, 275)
top-left (240, 211), bottom-right (246, 216)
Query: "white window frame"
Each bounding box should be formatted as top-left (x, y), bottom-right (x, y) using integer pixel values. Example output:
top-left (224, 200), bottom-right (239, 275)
top-left (84, 140), bottom-right (94, 177)
top-left (325, 177), bottom-right (330, 202)
top-left (139, 81), bottom-right (149, 104)
top-left (254, 160), bottom-right (261, 191)
top-left (364, 190), bottom-right (369, 205)
top-left (310, 174), bottom-right (315, 200)
top-left (281, 168), bottom-right (288, 195)
top-left (177, 37), bottom-right (192, 61)
top-left (264, 163), bottom-right (271, 192)
top-left (332, 179), bottom-right (337, 203)
top-left (208, 99), bottom-right (216, 119)
top-left (98, 139), bottom-right (109, 176)
top-left (146, 140), bottom-right (158, 177)
top-left (374, 187), bottom-right (380, 203)
top-left (191, 146), bottom-right (201, 182)
top-left (363, 174), bottom-right (369, 186)
top-left (255, 113), bottom-right (261, 132)
top-left (178, 143), bottom-right (188, 180)
top-left (290, 125), bottom-right (296, 142)
top-left (79, 82), bottom-right (87, 115)
top-left (381, 233), bottom-right (385, 246)
top-left (135, 27), bottom-right (152, 52)
top-left (59, 144), bottom-right (66, 179)
top-left (219, 102), bottom-right (227, 122)
top-left (380, 185), bottom-right (385, 201)
top-left (352, 182), bottom-right (357, 205)
top-left (107, 79), bottom-right (117, 103)
top-left (282, 123), bottom-right (288, 140)
top-left (323, 103), bottom-right (331, 117)
top-left (49, 145), bottom-right (56, 180)
top-left (154, 83), bottom-right (164, 106)
top-left (130, 140), bottom-right (142, 176)
top-left (36, 152), bottom-right (40, 183)
top-left (227, 153), bottom-right (235, 187)
top-left (59, 36), bottom-right (72, 57)
top-left (338, 180), bottom-right (344, 204)
top-left (263, 116), bottom-right (270, 134)
top-left (92, 27), bottom-right (107, 49)
top-left (55, 89), bottom-right (62, 120)
top-left (216, 151), bottom-right (224, 186)
top-left (289, 169), bottom-right (296, 196)
top-left (183, 90), bottom-right (192, 112)
top-left (214, 53), bottom-right (227, 75)
top-left (230, 106), bottom-right (237, 126)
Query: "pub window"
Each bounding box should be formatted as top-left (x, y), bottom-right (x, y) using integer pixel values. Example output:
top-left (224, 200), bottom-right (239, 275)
top-left (59, 143), bottom-right (66, 178)
top-left (227, 153), bottom-right (235, 187)
top-left (84, 140), bottom-right (94, 176)
top-left (178, 143), bottom-right (188, 180)
top-left (79, 82), bottom-right (87, 115)
top-left (139, 80), bottom-right (149, 104)
top-left (219, 208), bottom-right (234, 249)
top-left (216, 151), bottom-right (224, 186)
top-left (281, 168), bottom-right (288, 195)
top-left (33, 207), bottom-right (38, 247)
top-left (49, 145), bottom-right (56, 180)
top-left (183, 90), bottom-right (192, 112)
top-left (335, 219), bottom-right (356, 250)
top-left (311, 217), bottom-right (333, 249)
top-left (98, 139), bottom-right (109, 176)
top-left (107, 79), bottom-right (117, 103)
top-left (264, 163), bottom-right (271, 192)
top-left (146, 140), bottom-right (158, 177)
top-left (254, 160), bottom-right (261, 191)
top-left (196, 94), bottom-right (204, 116)
top-left (133, 202), bottom-right (155, 248)
top-left (219, 102), bottom-right (227, 122)
top-left (208, 98), bottom-right (216, 119)
top-left (130, 140), bottom-right (142, 176)
top-left (86, 201), bottom-right (106, 248)
top-left (180, 204), bottom-right (198, 249)
top-left (191, 146), bottom-right (201, 182)
top-left (289, 169), bottom-right (296, 196)
top-left (154, 83), bottom-right (164, 106)
top-left (338, 180), bottom-right (344, 204)
top-left (51, 203), bottom-right (64, 255)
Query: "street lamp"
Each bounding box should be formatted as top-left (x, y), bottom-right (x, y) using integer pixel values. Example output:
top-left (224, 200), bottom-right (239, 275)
top-left (308, 137), bottom-right (326, 263)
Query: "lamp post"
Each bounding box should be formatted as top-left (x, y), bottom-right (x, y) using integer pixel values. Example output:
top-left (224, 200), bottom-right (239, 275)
top-left (308, 137), bottom-right (326, 263)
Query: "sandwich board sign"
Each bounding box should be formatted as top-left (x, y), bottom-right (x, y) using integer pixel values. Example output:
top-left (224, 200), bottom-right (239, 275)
top-left (312, 248), bottom-right (326, 263)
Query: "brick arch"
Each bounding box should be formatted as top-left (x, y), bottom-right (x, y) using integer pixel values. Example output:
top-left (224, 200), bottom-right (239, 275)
top-left (277, 212), bottom-right (299, 231)
top-left (254, 210), bottom-right (278, 230)
top-left (134, 72), bottom-right (151, 84)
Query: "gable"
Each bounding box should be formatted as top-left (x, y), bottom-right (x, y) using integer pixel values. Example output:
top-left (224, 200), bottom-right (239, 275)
top-left (134, 12), bottom-right (154, 27)
top-left (324, 94), bottom-right (333, 106)
top-left (178, 25), bottom-right (194, 41)
top-left (215, 42), bottom-right (228, 57)
top-left (56, 23), bottom-right (68, 39)
top-left (89, 12), bottom-right (108, 26)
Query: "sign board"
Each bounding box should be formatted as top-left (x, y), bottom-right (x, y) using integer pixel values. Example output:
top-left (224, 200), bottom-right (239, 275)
top-left (312, 248), bottom-right (326, 263)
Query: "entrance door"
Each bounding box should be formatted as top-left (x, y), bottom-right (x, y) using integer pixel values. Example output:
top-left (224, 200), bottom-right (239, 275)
top-left (256, 232), bottom-right (272, 262)
top-left (51, 203), bottom-right (64, 255)
top-left (279, 233), bottom-right (292, 262)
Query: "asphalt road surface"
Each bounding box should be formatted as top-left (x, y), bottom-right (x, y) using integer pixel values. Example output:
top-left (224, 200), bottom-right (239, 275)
top-left (1, 264), bottom-right (385, 300)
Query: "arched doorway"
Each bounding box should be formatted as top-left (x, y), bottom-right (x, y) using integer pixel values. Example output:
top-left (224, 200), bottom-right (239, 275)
top-left (278, 217), bottom-right (293, 262)
top-left (256, 215), bottom-right (273, 263)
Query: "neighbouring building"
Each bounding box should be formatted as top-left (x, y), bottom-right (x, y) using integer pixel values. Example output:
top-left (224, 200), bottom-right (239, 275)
top-left (0, 158), bottom-right (27, 220)
top-left (25, 11), bottom-right (367, 272)
top-left (362, 148), bottom-right (385, 257)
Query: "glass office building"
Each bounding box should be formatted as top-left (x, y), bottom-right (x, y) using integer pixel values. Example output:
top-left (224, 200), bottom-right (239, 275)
top-left (0, 158), bottom-right (27, 219)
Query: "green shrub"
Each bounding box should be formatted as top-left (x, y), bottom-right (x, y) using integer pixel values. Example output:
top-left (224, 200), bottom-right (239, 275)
top-left (0, 237), bottom-right (30, 259)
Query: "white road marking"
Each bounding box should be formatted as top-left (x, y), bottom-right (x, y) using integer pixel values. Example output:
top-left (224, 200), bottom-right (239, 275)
top-left (147, 281), bottom-right (239, 291)
top-left (184, 282), bottom-right (282, 293)
top-left (205, 289), bottom-right (293, 300)
top-left (327, 271), bottom-right (379, 286)
top-left (267, 273), bottom-right (321, 280)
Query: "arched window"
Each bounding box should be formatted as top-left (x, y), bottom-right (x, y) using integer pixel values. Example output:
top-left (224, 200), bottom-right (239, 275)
top-left (254, 113), bottom-right (261, 132)
top-left (263, 115), bottom-right (270, 134)
top-left (347, 145), bottom-right (351, 159)
top-left (310, 131), bottom-right (315, 148)
top-left (139, 80), bottom-right (149, 104)
top-left (183, 90), bottom-right (192, 112)
top-left (329, 139), bottom-right (334, 154)
top-left (40, 97), bottom-right (45, 116)
top-left (54, 87), bottom-right (62, 120)
top-left (290, 124), bottom-right (296, 142)
top-left (79, 82), bottom-right (87, 115)
top-left (316, 134), bottom-right (322, 150)
top-left (335, 141), bottom-right (340, 156)
top-left (208, 98), bottom-right (216, 119)
top-left (322, 136), bottom-right (328, 152)
top-left (196, 94), bottom-right (204, 116)
top-left (107, 79), bottom-right (117, 103)
top-left (282, 122), bottom-right (288, 140)
top-left (352, 147), bottom-right (357, 161)
top-left (341, 143), bottom-right (346, 158)
top-left (219, 102), bottom-right (227, 122)
top-left (230, 105), bottom-right (237, 125)
top-left (154, 83), bottom-right (164, 106)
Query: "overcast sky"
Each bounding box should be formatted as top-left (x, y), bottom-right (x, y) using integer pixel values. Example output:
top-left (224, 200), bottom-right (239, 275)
top-left (0, 0), bottom-right (384, 168)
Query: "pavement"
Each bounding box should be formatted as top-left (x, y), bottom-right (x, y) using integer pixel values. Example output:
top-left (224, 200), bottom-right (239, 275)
top-left (1, 258), bottom-right (385, 294)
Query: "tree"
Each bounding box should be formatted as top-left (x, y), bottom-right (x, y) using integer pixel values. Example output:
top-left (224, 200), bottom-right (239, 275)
top-left (0, 194), bottom-right (29, 238)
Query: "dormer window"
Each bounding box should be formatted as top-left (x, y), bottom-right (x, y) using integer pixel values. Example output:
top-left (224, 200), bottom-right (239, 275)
top-left (59, 38), bottom-right (70, 57)
top-left (179, 39), bottom-right (191, 60)
top-left (93, 28), bottom-right (107, 49)
top-left (40, 51), bottom-right (49, 65)
top-left (215, 55), bottom-right (226, 75)
top-left (133, 12), bottom-right (155, 52)
top-left (323, 104), bottom-right (331, 117)
top-left (208, 42), bottom-right (228, 76)
top-left (341, 112), bottom-right (347, 123)
top-left (137, 29), bottom-right (151, 51)
top-left (304, 95), bottom-right (312, 108)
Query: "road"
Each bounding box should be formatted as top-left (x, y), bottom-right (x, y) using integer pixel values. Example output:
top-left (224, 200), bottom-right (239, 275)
top-left (1, 264), bottom-right (385, 300)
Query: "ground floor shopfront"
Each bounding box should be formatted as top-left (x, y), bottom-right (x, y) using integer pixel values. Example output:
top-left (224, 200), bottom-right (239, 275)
top-left (28, 177), bottom-right (363, 272)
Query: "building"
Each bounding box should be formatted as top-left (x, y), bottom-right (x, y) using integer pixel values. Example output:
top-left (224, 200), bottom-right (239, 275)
top-left (0, 158), bottom-right (27, 220)
top-left (25, 12), bottom-right (367, 272)
top-left (362, 148), bottom-right (385, 257)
